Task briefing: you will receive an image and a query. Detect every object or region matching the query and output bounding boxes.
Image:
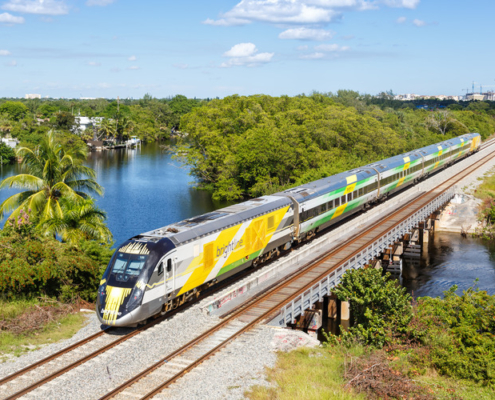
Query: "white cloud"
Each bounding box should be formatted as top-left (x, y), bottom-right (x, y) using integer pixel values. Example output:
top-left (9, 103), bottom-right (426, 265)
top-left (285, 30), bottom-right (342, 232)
top-left (221, 43), bottom-right (274, 67)
top-left (128, 65), bottom-right (140, 70)
top-left (412, 18), bottom-right (426, 27)
top-left (300, 52), bottom-right (325, 59)
top-left (5, 59), bottom-right (17, 66)
top-left (2, 0), bottom-right (68, 15)
top-left (279, 27), bottom-right (334, 41)
top-left (203, 17), bottom-right (249, 26)
top-left (86, 0), bottom-right (116, 6)
top-left (0, 11), bottom-right (24, 23)
top-left (205, 0), bottom-right (420, 27)
top-left (128, 55), bottom-right (136, 61)
top-left (396, 16), bottom-right (406, 23)
top-left (382, 0), bottom-right (419, 9)
top-left (224, 43), bottom-right (257, 57)
top-left (0, 49), bottom-right (11, 56)
top-left (173, 63), bottom-right (189, 69)
top-left (88, 61), bottom-right (101, 66)
top-left (314, 43), bottom-right (349, 51)
top-left (205, 0), bottom-right (340, 26)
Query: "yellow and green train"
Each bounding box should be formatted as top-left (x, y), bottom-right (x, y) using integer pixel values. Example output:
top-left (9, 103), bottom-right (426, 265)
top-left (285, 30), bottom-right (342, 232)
top-left (97, 133), bottom-right (481, 326)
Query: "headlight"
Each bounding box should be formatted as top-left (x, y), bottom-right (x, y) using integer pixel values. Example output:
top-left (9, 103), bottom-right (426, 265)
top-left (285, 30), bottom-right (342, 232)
top-left (98, 284), bottom-right (107, 306)
top-left (126, 283), bottom-right (145, 312)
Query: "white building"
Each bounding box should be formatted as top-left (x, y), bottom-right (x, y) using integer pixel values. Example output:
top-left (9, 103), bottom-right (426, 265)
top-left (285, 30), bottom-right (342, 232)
top-left (25, 94), bottom-right (41, 99)
top-left (1, 137), bottom-right (19, 148)
top-left (74, 116), bottom-right (104, 134)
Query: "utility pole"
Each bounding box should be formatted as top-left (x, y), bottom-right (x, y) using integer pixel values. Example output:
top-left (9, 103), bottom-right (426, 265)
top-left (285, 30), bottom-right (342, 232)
top-left (117, 96), bottom-right (120, 144)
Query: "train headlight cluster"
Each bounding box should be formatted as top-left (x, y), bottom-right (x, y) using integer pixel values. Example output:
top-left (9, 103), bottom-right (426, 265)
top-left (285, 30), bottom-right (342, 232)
top-left (98, 283), bottom-right (107, 305)
top-left (126, 281), bottom-right (146, 312)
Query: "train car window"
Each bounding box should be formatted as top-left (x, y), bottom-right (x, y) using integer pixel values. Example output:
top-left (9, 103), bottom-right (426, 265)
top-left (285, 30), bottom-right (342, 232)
top-left (112, 254), bottom-right (127, 274)
top-left (321, 203), bottom-right (327, 213)
top-left (347, 193), bottom-right (352, 202)
top-left (358, 188), bottom-right (363, 197)
top-left (127, 255), bottom-right (148, 276)
top-left (166, 258), bottom-right (172, 272)
top-left (328, 200), bottom-right (333, 209)
top-left (341, 195), bottom-right (346, 204)
top-left (157, 262), bottom-right (164, 276)
top-left (335, 197), bottom-right (340, 207)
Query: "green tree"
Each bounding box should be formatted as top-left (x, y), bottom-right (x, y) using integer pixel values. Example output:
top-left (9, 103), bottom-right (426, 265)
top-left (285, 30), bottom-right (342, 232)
top-left (0, 142), bottom-right (16, 165)
top-left (53, 111), bottom-right (76, 132)
top-left (0, 101), bottom-right (29, 121)
top-left (98, 118), bottom-right (116, 139)
top-left (331, 268), bottom-right (412, 348)
top-left (37, 103), bottom-right (58, 118)
top-left (0, 130), bottom-right (103, 223)
top-left (39, 198), bottom-right (112, 244)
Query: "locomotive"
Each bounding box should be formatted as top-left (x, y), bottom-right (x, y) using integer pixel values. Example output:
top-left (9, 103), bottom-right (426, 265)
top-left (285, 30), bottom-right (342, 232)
top-left (97, 133), bottom-right (481, 326)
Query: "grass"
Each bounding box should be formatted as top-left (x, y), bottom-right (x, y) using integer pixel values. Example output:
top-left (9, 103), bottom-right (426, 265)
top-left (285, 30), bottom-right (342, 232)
top-left (245, 345), bottom-right (495, 400)
top-left (473, 166), bottom-right (495, 200)
top-left (0, 298), bottom-right (88, 362)
top-left (245, 346), bottom-right (366, 400)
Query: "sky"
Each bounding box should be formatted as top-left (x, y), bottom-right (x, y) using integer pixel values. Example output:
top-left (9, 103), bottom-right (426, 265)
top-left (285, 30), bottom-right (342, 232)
top-left (0, 0), bottom-right (494, 99)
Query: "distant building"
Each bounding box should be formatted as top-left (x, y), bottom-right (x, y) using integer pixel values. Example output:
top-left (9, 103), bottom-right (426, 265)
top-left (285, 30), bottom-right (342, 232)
top-left (25, 94), bottom-right (41, 99)
top-left (466, 93), bottom-right (488, 101)
top-left (1, 137), bottom-right (19, 149)
top-left (74, 116), bottom-right (104, 134)
top-left (80, 97), bottom-right (96, 100)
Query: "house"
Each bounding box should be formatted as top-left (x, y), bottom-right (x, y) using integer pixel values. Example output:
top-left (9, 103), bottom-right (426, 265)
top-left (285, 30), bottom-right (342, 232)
top-left (1, 137), bottom-right (19, 148)
top-left (74, 116), bottom-right (104, 134)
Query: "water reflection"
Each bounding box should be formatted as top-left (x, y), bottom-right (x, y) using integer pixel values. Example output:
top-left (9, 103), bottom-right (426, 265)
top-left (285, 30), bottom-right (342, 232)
top-left (0, 142), bottom-right (228, 246)
top-left (403, 232), bottom-right (495, 298)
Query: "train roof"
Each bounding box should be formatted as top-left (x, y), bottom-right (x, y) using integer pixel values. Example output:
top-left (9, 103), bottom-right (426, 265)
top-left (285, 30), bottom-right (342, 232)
top-left (275, 133), bottom-right (480, 203)
top-left (137, 195), bottom-right (291, 245)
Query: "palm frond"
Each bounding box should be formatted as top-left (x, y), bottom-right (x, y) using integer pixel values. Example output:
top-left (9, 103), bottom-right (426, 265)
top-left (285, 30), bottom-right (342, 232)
top-left (0, 191), bottom-right (37, 219)
top-left (0, 174), bottom-right (44, 191)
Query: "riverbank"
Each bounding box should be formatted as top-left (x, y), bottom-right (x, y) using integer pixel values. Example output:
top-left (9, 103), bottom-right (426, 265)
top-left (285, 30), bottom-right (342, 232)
top-left (437, 160), bottom-right (495, 234)
top-left (0, 299), bottom-right (93, 363)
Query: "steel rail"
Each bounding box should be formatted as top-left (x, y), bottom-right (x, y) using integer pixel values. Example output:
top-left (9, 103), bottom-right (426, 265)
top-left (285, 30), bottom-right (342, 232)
top-left (100, 140), bottom-right (495, 400)
top-left (6, 139), bottom-right (492, 400)
top-left (0, 328), bottom-right (111, 387)
top-left (131, 144), bottom-right (495, 400)
top-left (1, 265), bottom-right (259, 400)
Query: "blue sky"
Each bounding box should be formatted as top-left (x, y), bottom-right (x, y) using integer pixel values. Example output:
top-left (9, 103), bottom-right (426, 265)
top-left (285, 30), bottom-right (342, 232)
top-left (0, 0), bottom-right (494, 99)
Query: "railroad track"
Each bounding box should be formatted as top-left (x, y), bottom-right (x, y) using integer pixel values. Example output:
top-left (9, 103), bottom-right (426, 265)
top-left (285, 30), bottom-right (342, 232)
top-left (3, 139), bottom-right (493, 400)
top-left (0, 263), bottom-right (269, 400)
top-left (96, 140), bottom-right (495, 400)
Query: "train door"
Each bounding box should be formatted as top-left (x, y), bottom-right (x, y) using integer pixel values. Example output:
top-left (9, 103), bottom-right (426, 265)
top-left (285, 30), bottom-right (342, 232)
top-left (162, 252), bottom-right (176, 302)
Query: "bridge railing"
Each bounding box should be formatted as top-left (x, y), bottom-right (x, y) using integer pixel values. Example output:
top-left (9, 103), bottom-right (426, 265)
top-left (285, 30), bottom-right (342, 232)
top-left (270, 186), bottom-right (455, 327)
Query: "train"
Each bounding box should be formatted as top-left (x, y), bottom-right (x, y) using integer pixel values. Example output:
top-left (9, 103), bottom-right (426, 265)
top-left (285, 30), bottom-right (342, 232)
top-left (96, 132), bottom-right (481, 326)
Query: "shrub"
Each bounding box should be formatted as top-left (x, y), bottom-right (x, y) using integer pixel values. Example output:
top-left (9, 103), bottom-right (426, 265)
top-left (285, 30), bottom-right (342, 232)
top-left (0, 217), bottom-right (105, 302)
top-left (410, 284), bottom-right (495, 384)
top-left (331, 268), bottom-right (413, 348)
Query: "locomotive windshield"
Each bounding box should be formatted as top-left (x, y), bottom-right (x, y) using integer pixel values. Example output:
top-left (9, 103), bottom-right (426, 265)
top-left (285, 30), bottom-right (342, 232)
top-left (110, 252), bottom-right (149, 283)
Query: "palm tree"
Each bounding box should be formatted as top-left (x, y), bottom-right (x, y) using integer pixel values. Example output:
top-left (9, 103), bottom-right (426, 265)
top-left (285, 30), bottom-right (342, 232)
top-left (39, 198), bottom-right (112, 244)
top-left (98, 118), bottom-right (116, 140)
top-left (121, 117), bottom-right (135, 141)
top-left (0, 130), bottom-right (103, 223)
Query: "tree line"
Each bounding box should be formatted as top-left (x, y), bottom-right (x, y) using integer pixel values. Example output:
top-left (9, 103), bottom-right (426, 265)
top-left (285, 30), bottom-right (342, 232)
top-left (176, 92), bottom-right (495, 200)
top-left (0, 94), bottom-right (204, 146)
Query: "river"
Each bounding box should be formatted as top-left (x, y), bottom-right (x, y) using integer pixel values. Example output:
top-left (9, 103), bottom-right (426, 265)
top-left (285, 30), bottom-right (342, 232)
top-left (0, 142), bottom-right (226, 246)
top-left (1, 143), bottom-right (494, 297)
top-left (403, 231), bottom-right (495, 297)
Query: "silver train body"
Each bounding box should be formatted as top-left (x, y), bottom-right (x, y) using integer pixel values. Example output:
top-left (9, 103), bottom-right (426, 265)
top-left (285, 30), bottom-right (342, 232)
top-left (96, 133), bottom-right (481, 326)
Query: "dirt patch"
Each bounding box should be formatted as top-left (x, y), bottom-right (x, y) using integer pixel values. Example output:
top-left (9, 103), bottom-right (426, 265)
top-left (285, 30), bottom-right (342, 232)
top-left (0, 298), bottom-right (83, 336)
top-left (343, 351), bottom-right (435, 400)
